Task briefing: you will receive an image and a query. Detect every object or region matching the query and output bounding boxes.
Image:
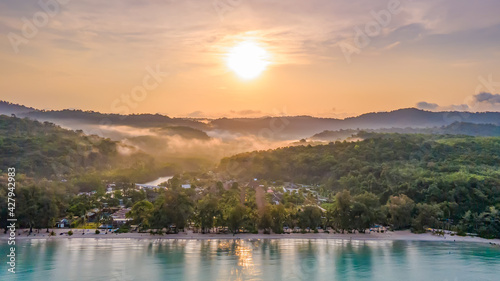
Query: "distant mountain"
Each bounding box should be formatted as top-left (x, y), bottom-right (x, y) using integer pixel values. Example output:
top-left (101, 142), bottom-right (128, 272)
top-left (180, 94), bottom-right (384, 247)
top-left (342, 108), bottom-right (500, 128)
top-left (24, 109), bottom-right (209, 130)
top-left (310, 129), bottom-right (360, 141)
top-left (209, 116), bottom-right (342, 140)
top-left (3, 101), bottom-right (500, 140)
top-left (210, 109), bottom-right (500, 140)
top-left (152, 126), bottom-right (211, 140)
top-left (0, 101), bottom-right (35, 116)
top-left (438, 122), bottom-right (500, 136)
top-left (311, 122), bottom-right (500, 141)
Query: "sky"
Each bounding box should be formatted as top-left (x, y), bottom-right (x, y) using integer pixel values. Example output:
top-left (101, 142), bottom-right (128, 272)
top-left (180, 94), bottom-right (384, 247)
top-left (1, 0), bottom-right (500, 118)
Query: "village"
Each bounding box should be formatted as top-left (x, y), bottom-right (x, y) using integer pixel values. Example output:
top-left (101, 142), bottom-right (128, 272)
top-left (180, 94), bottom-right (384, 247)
top-left (45, 176), bottom-right (365, 236)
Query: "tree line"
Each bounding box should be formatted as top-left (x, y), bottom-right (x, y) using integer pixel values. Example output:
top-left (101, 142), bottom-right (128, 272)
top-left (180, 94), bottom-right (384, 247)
top-left (218, 134), bottom-right (500, 238)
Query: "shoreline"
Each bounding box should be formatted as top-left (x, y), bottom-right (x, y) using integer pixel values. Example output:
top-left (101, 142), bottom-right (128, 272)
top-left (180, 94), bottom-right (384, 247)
top-left (3, 229), bottom-right (500, 245)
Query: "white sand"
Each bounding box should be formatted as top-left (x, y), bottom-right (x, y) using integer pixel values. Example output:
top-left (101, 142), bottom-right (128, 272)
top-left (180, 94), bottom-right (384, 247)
top-left (3, 229), bottom-right (500, 245)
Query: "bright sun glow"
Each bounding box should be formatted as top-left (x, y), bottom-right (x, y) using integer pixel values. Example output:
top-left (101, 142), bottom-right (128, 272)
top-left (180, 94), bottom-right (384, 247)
top-left (226, 41), bottom-right (270, 80)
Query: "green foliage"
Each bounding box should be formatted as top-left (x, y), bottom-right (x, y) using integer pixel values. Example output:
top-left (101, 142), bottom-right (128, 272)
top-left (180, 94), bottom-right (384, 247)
top-left (227, 204), bottom-right (247, 233)
top-left (150, 189), bottom-right (194, 232)
top-left (0, 116), bottom-right (117, 178)
top-left (4, 118), bottom-right (500, 239)
top-left (258, 206), bottom-right (273, 232)
top-left (218, 134), bottom-right (500, 237)
top-left (324, 190), bottom-right (382, 233)
top-left (298, 206), bottom-right (322, 230)
top-left (115, 225), bottom-right (130, 233)
top-left (460, 206), bottom-right (500, 239)
top-left (15, 182), bottom-right (64, 232)
top-left (387, 194), bottom-right (415, 230)
top-left (270, 204), bottom-right (288, 234)
top-left (195, 195), bottom-right (219, 233)
top-left (412, 203), bottom-right (443, 233)
top-left (0, 115), bottom-right (174, 185)
top-left (127, 200), bottom-right (154, 229)
top-left (220, 135), bottom-right (500, 215)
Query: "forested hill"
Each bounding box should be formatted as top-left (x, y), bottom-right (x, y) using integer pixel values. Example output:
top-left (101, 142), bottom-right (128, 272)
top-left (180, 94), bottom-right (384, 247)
top-left (0, 115), bottom-right (162, 180)
top-left (311, 122), bottom-right (500, 141)
top-left (219, 134), bottom-right (500, 214)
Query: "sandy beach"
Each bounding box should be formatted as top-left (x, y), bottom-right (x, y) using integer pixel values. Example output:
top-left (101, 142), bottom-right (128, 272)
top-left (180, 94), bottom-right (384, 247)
top-left (3, 229), bottom-right (500, 245)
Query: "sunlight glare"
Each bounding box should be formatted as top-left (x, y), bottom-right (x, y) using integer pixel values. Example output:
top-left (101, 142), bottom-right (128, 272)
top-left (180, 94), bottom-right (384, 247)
top-left (226, 41), bottom-right (271, 80)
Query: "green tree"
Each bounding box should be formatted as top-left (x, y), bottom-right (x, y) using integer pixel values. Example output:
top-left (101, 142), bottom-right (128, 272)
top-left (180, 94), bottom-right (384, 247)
top-left (258, 206), bottom-right (273, 233)
top-left (270, 204), bottom-right (288, 234)
top-left (195, 195), bottom-right (219, 233)
top-left (477, 206), bottom-right (500, 239)
top-left (152, 189), bottom-right (194, 232)
top-left (37, 194), bottom-right (59, 232)
top-left (227, 204), bottom-right (247, 234)
top-left (127, 200), bottom-right (154, 229)
top-left (387, 194), bottom-right (415, 230)
top-left (412, 203), bottom-right (443, 232)
top-left (352, 192), bottom-right (382, 232)
top-left (298, 206), bottom-right (322, 231)
top-left (17, 185), bottom-right (42, 233)
top-left (331, 190), bottom-right (353, 233)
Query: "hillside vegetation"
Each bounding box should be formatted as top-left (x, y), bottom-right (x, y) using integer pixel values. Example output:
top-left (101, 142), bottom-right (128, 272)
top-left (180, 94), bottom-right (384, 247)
top-left (0, 115), bottom-right (173, 181)
top-left (219, 133), bottom-right (500, 237)
top-left (311, 122), bottom-right (500, 141)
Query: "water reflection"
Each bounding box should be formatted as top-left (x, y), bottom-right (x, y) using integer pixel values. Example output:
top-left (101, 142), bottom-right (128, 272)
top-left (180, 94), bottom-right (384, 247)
top-left (2, 239), bottom-right (500, 281)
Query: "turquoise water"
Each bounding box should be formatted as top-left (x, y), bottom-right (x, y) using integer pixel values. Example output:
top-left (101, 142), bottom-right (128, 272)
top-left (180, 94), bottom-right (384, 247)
top-left (1, 239), bottom-right (499, 280)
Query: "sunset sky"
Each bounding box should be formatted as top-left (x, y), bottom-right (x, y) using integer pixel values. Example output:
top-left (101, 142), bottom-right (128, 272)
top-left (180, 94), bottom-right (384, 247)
top-left (1, 0), bottom-right (500, 118)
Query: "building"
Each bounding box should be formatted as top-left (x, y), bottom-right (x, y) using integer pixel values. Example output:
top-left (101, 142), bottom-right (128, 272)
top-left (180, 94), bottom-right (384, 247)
top-left (110, 208), bottom-right (132, 227)
top-left (283, 187), bottom-right (299, 194)
top-left (56, 218), bottom-right (70, 228)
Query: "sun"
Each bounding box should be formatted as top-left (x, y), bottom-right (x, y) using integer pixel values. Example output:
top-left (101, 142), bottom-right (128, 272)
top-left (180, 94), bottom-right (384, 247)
top-left (226, 41), bottom-right (271, 80)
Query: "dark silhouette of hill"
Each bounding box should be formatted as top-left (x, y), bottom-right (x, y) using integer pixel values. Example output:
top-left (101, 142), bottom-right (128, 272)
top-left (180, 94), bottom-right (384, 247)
top-left (24, 109), bottom-right (209, 130)
top-left (311, 122), bottom-right (500, 141)
top-left (2, 101), bottom-right (500, 140)
top-left (210, 109), bottom-right (500, 139)
top-left (0, 101), bottom-right (35, 116)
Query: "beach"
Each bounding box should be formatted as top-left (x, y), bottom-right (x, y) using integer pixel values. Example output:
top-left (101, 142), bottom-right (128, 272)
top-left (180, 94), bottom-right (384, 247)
top-left (3, 229), bottom-right (500, 245)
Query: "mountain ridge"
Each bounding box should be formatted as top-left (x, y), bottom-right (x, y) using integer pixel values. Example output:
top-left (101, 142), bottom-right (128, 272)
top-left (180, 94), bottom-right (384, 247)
top-left (2, 100), bottom-right (500, 140)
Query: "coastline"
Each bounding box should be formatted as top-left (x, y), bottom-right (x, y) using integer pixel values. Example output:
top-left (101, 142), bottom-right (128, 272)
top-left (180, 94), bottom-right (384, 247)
top-left (3, 229), bottom-right (500, 245)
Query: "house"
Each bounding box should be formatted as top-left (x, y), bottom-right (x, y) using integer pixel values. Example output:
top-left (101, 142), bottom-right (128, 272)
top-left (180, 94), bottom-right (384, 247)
top-left (135, 183), bottom-right (166, 190)
top-left (81, 208), bottom-right (100, 222)
top-left (56, 218), bottom-right (70, 228)
top-left (77, 191), bottom-right (96, 196)
top-left (110, 208), bottom-right (132, 227)
top-left (283, 187), bottom-right (299, 194)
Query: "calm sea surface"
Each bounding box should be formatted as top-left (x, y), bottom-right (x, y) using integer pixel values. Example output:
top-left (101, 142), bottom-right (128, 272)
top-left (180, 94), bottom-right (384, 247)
top-left (1, 238), bottom-right (499, 281)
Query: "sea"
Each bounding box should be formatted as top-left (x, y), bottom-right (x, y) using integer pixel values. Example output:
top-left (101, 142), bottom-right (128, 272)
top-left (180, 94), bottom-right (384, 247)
top-left (1, 238), bottom-right (499, 280)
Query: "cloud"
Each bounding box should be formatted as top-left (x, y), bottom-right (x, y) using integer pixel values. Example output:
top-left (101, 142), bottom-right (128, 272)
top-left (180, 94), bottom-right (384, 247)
top-left (416, 92), bottom-right (500, 112)
top-left (187, 110), bottom-right (205, 118)
top-left (229, 109), bottom-right (262, 116)
top-left (448, 104), bottom-right (470, 111)
top-left (474, 92), bottom-right (500, 104)
top-left (185, 109), bottom-right (265, 118)
top-left (416, 101), bottom-right (438, 110)
top-left (416, 101), bottom-right (470, 112)
top-left (2, 0), bottom-right (500, 116)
